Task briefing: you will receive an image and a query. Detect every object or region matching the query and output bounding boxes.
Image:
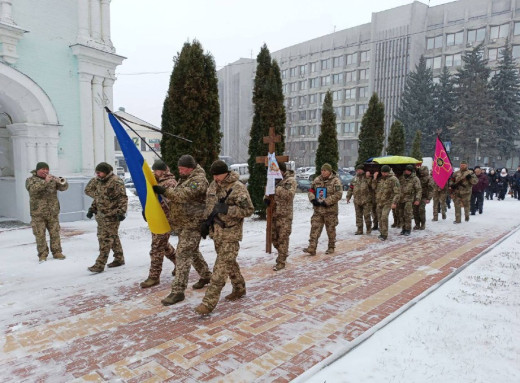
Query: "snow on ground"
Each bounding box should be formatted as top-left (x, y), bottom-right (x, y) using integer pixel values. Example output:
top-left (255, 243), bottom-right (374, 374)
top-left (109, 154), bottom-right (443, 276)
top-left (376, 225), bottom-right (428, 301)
top-left (1, 190), bottom-right (520, 382)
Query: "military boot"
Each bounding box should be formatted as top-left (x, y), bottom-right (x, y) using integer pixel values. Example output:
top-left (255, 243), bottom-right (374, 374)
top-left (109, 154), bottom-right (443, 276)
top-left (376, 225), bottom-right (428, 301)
top-left (88, 264), bottom-right (104, 273)
top-left (194, 304), bottom-right (212, 316)
top-left (38, 255), bottom-right (47, 263)
top-left (273, 263), bottom-right (285, 271)
top-left (53, 253), bottom-right (66, 260)
top-left (161, 292), bottom-right (185, 306)
top-left (355, 229), bottom-right (363, 235)
top-left (391, 222), bottom-right (398, 228)
top-left (442, 213), bottom-right (447, 220)
top-left (303, 247), bottom-right (316, 256)
top-left (192, 278), bottom-right (211, 289)
top-left (432, 214), bottom-right (438, 222)
top-left (419, 223), bottom-right (426, 230)
top-left (171, 267), bottom-right (176, 277)
top-left (413, 224), bottom-right (420, 230)
top-left (107, 259), bottom-right (125, 268)
top-left (400, 229), bottom-right (405, 235)
top-left (140, 278), bottom-right (160, 288)
top-left (325, 247), bottom-right (335, 254)
top-left (225, 289), bottom-right (246, 301)
top-left (404, 230), bottom-right (411, 236)
top-left (372, 224), bottom-right (379, 231)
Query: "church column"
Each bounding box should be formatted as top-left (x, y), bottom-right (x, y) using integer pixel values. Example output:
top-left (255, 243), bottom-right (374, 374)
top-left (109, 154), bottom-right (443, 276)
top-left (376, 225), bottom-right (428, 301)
top-left (79, 73), bottom-right (95, 174)
top-left (77, 0), bottom-right (90, 44)
top-left (90, 0), bottom-right (102, 42)
top-left (101, 0), bottom-right (113, 47)
top-left (103, 77), bottom-right (115, 163)
top-left (0, 0), bottom-right (14, 24)
top-left (92, 75), bottom-right (105, 165)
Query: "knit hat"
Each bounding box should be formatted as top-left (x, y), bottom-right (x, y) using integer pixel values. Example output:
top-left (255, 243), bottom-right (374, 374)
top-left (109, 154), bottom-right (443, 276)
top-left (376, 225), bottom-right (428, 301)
top-left (177, 155), bottom-right (197, 169)
top-left (210, 160), bottom-right (229, 175)
top-left (36, 162), bottom-right (49, 171)
top-left (474, 165), bottom-right (481, 170)
top-left (501, 168), bottom-right (507, 176)
top-left (460, 160), bottom-right (468, 165)
top-left (95, 162), bottom-right (112, 174)
top-left (278, 161), bottom-right (287, 172)
top-left (381, 165), bottom-right (391, 173)
top-left (356, 164), bottom-right (364, 170)
top-left (405, 164), bottom-right (414, 172)
top-left (321, 163), bottom-right (333, 172)
top-left (152, 160), bottom-right (167, 171)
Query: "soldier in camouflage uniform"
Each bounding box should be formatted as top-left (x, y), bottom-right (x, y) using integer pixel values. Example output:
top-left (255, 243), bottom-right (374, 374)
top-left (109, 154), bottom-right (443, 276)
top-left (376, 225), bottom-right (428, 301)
top-left (432, 181), bottom-right (449, 221)
top-left (194, 160), bottom-right (254, 316)
top-left (449, 160), bottom-right (478, 224)
top-left (85, 162), bottom-right (128, 273)
top-left (374, 165), bottom-right (400, 241)
top-left (413, 165), bottom-right (434, 230)
top-left (139, 160), bottom-right (177, 288)
top-left (266, 161), bottom-right (297, 271)
top-left (397, 165), bottom-right (422, 236)
top-left (303, 163), bottom-right (343, 255)
top-left (346, 164), bottom-right (374, 235)
top-left (25, 162), bottom-right (68, 262)
top-left (154, 155), bottom-right (213, 306)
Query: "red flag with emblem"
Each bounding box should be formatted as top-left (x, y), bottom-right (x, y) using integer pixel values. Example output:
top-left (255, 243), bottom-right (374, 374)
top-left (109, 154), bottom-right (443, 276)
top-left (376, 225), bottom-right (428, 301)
top-left (432, 136), bottom-right (453, 188)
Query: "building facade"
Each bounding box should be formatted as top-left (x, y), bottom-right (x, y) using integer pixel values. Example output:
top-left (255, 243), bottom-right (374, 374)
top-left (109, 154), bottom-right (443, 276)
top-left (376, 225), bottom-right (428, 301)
top-left (0, 0), bottom-right (124, 223)
top-left (218, 0), bottom-right (520, 168)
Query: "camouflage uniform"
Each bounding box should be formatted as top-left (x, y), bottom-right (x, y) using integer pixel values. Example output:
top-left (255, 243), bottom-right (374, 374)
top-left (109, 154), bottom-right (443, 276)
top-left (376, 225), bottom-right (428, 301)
top-left (375, 173), bottom-right (400, 239)
top-left (164, 165), bottom-right (212, 294)
top-left (432, 182), bottom-right (449, 221)
top-left (346, 172), bottom-right (374, 234)
top-left (398, 172), bottom-right (421, 232)
top-left (147, 172), bottom-right (177, 280)
top-left (271, 170), bottom-right (297, 267)
top-left (413, 166), bottom-right (434, 229)
top-left (371, 189), bottom-right (378, 229)
top-left (200, 171), bottom-right (254, 312)
top-left (306, 172), bottom-right (343, 252)
top-left (85, 172), bottom-right (128, 267)
top-left (26, 171), bottom-right (68, 259)
top-left (449, 168), bottom-right (478, 222)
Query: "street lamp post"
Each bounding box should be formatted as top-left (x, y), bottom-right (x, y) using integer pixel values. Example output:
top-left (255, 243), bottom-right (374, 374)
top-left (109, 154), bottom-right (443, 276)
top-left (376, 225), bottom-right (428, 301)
top-left (475, 137), bottom-right (480, 166)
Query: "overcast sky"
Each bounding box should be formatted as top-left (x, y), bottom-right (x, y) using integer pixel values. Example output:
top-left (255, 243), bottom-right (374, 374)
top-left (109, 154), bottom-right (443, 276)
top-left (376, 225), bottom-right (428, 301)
top-left (111, 0), bottom-right (454, 127)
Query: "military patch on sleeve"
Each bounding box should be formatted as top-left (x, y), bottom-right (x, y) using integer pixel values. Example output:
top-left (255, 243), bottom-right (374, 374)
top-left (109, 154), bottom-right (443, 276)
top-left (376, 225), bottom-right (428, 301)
top-left (189, 182), bottom-right (199, 189)
top-left (335, 185), bottom-right (341, 192)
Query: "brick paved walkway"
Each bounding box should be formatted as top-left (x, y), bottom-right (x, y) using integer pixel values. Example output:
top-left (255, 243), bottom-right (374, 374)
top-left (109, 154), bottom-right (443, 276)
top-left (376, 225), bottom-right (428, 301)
top-left (1, 228), bottom-right (509, 382)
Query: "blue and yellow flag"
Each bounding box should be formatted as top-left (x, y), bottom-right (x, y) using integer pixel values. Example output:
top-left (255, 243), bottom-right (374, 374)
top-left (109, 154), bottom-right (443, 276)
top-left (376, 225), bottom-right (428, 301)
top-left (107, 112), bottom-right (171, 234)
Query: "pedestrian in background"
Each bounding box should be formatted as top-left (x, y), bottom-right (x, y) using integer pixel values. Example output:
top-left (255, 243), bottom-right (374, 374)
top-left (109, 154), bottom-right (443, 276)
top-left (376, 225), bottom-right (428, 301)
top-left (497, 168), bottom-right (509, 201)
top-left (470, 166), bottom-right (489, 215)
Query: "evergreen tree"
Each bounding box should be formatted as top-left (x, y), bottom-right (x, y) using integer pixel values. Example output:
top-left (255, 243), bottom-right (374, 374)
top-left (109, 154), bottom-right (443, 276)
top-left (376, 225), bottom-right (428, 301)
top-left (410, 130), bottom-right (423, 161)
top-left (433, 66), bottom-right (456, 144)
top-left (315, 91), bottom-right (339, 175)
top-left (386, 120), bottom-right (406, 155)
top-left (247, 45), bottom-right (286, 218)
top-left (452, 45), bottom-right (494, 161)
top-left (490, 43), bottom-right (520, 157)
top-left (396, 55), bottom-right (436, 154)
top-left (357, 93), bottom-right (385, 165)
top-left (160, 40), bottom-right (221, 178)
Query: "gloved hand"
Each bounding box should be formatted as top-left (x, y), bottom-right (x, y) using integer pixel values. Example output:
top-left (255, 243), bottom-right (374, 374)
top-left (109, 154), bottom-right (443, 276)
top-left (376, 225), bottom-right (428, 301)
top-left (320, 200), bottom-right (327, 207)
top-left (200, 221), bottom-right (210, 239)
top-left (117, 213), bottom-right (126, 221)
top-left (142, 210), bottom-right (147, 222)
top-left (466, 174), bottom-right (472, 180)
top-left (86, 207), bottom-right (95, 219)
top-left (275, 178), bottom-right (281, 186)
top-left (215, 202), bottom-right (229, 214)
top-left (263, 198), bottom-right (271, 206)
top-left (311, 199), bottom-right (320, 206)
top-left (153, 185), bottom-right (166, 194)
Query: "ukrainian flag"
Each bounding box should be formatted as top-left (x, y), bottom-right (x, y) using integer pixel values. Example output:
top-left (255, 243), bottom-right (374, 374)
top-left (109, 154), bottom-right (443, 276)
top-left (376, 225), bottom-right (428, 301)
top-left (107, 111), bottom-right (171, 234)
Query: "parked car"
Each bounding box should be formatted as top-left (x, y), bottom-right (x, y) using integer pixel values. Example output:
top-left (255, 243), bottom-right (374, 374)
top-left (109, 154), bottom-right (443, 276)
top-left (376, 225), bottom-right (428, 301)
top-left (339, 173), bottom-right (353, 190)
top-left (296, 167), bottom-right (316, 180)
top-left (297, 179), bottom-right (312, 192)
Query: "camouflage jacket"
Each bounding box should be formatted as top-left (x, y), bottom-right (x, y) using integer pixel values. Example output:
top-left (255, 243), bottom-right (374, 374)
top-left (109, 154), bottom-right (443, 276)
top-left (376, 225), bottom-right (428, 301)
top-left (375, 174), bottom-right (400, 206)
top-left (346, 173), bottom-right (374, 205)
top-left (164, 165), bottom-right (208, 231)
top-left (156, 171), bottom-right (177, 227)
top-left (398, 174), bottom-right (422, 203)
top-left (308, 172), bottom-right (343, 215)
top-left (84, 172), bottom-right (128, 220)
top-left (418, 168), bottom-right (434, 201)
top-left (204, 171), bottom-right (254, 242)
top-left (26, 171), bottom-right (68, 217)
top-left (433, 181), bottom-right (449, 196)
top-left (273, 170), bottom-right (297, 220)
top-left (449, 169), bottom-right (478, 195)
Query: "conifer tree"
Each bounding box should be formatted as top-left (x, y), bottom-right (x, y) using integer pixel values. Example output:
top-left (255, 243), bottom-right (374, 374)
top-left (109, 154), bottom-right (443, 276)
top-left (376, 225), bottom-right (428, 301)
top-left (433, 66), bottom-right (456, 145)
top-left (386, 120), bottom-right (406, 156)
top-left (396, 56), bottom-right (436, 154)
top-left (247, 45), bottom-right (286, 218)
top-left (160, 40), bottom-right (221, 178)
top-left (357, 93), bottom-right (385, 165)
top-left (453, 45), bottom-right (494, 161)
top-left (490, 43), bottom-right (520, 157)
top-left (410, 130), bottom-right (423, 161)
top-left (315, 91), bottom-right (339, 175)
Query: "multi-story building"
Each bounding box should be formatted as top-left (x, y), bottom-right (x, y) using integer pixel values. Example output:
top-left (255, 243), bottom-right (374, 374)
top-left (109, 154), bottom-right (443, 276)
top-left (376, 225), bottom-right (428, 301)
top-left (218, 0), bottom-right (520, 168)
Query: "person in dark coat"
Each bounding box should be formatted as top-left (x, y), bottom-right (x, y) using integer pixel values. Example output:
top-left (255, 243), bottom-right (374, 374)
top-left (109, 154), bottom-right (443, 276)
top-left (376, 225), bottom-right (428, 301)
top-left (497, 168), bottom-right (510, 201)
top-left (485, 169), bottom-right (499, 200)
top-left (470, 166), bottom-right (489, 215)
top-left (511, 165), bottom-right (520, 200)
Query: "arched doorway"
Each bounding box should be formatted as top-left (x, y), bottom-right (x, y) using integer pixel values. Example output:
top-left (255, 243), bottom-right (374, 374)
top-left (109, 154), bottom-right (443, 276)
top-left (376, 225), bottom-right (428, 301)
top-left (0, 62), bottom-right (60, 223)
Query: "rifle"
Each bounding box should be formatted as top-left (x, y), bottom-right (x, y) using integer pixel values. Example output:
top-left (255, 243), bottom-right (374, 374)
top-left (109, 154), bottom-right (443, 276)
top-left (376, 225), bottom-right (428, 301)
top-left (200, 189), bottom-right (233, 239)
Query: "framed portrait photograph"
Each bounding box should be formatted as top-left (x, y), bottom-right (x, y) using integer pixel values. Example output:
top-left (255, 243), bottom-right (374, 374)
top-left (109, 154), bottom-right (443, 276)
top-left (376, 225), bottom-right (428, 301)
top-left (316, 187), bottom-right (327, 201)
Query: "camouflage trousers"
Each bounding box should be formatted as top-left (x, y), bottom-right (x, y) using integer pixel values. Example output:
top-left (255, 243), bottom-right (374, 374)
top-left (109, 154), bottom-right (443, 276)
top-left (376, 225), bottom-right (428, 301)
top-left (202, 241), bottom-right (245, 311)
top-left (453, 192), bottom-right (471, 222)
top-left (392, 207), bottom-right (402, 227)
top-left (398, 201), bottom-right (414, 231)
top-left (147, 232), bottom-right (176, 280)
top-left (376, 203), bottom-right (392, 237)
top-left (94, 218), bottom-right (123, 267)
top-left (354, 202), bottom-right (372, 232)
top-left (308, 212), bottom-right (338, 250)
top-left (170, 229), bottom-right (212, 294)
top-left (272, 215), bottom-right (293, 266)
top-left (371, 201), bottom-right (378, 227)
top-left (413, 201), bottom-right (428, 227)
top-left (31, 215), bottom-right (62, 258)
top-left (433, 190), bottom-right (447, 219)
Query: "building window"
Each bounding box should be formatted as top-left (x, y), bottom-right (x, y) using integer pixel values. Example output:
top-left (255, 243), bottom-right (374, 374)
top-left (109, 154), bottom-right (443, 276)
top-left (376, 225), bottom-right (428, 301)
top-left (467, 27), bottom-right (486, 43)
top-left (358, 104), bottom-right (368, 115)
top-left (490, 23), bottom-right (510, 39)
top-left (309, 109), bottom-right (317, 120)
top-left (345, 70), bottom-right (356, 82)
top-left (310, 62), bottom-right (317, 73)
top-left (344, 122), bottom-right (356, 134)
top-left (515, 22), bottom-right (520, 36)
top-left (298, 95), bottom-right (307, 107)
top-left (426, 56), bottom-right (442, 69)
top-left (309, 78), bottom-right (318, 88)
top-left (333, 56), bottom-right (343, 68)
top-left (488, 48), bottom-right (499, 61)
top-left (344, 105), bottom-right (356, 117)
top-left (299, 80), bottom-right (307, 90)
top-left (358, 69), bottom-right (369, 80)
top-left (333, 106), bottom-right (342, 117)
top-left (289, 67), bottom-right (297, 77)
top-left (426, 35), bottom-right (443, 49)
top-left (321, 58), bottom-right (331, 70)
top-left (299, 64), bottom-right (306, 75)
top-left (290, 127), bottom-right (297, 136)
top-left (359, 87), bottom-right (369, 98)
top-left (309, 126), bottom-right (316, 135)
top-left (320, 93), bottom-right (326, 103)
top-left (299, 111), bottom-right (306, 120)
top-left (281, 69), bottom-right (287, 79)
top-left (513, 45), bottom-right (520, 58)
top-left (332, 90), bottom-right (341, 101)
top-left (309, 93), bottom-right (317, 104)
top-left (360, 51), bottom-right (370, 63)
top-left (346, 53), bottom-right (356, 65)
top-left (299, 126), bottom-right (306, 135)
top-left (446, 31), bottom-right (463, 46)
top-left (332, 73), bottom-right (344, 85)
top-left (290, 82), bottom-right (298, 92)
top-left (321, 75), bottom-right (331, 86)
top-left (282, 84), bottom-right (288, 94)
top-left (345, 88), bottom-right (355, 100)
top-left (445, 53), bottom-right (462, 67)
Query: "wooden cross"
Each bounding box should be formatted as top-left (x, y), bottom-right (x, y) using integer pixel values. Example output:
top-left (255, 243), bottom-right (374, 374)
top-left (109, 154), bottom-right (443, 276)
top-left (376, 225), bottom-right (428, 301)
top-left (256, 127), bottom-right (289, 253)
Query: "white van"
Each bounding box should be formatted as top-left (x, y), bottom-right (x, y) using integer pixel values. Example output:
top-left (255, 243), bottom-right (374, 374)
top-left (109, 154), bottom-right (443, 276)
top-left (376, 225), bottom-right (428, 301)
top-left (229, 163), bottom-right (249, 183)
